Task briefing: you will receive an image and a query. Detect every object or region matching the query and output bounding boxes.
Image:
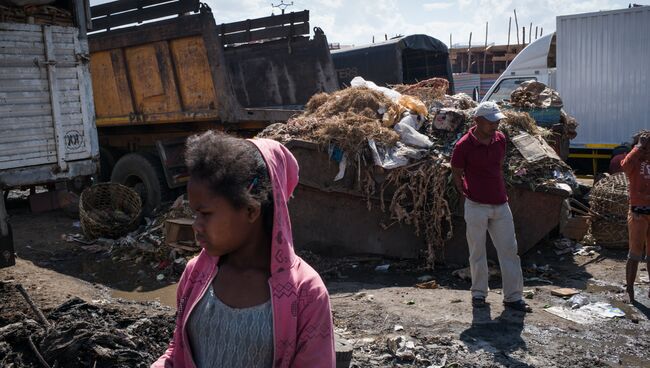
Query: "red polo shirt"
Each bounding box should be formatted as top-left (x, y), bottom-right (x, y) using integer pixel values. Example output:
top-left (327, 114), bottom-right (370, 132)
top-left (451, 126), bottom-right (508, 205)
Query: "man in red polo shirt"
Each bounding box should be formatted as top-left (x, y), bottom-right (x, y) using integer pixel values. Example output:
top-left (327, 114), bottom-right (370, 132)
top-left (451, 101), bottom-right (531, 312)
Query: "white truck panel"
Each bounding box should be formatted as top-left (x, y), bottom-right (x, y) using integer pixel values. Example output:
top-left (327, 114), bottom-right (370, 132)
top-left (557, 7), bottom-right (650, 147)
top-left (0, 21), bottom-right (98, 181)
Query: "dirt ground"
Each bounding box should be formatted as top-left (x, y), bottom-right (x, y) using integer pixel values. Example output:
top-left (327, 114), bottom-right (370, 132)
top-left (2, 197), bottom-right (650, 367)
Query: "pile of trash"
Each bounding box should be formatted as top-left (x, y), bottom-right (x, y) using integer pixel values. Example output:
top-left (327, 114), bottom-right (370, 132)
top-left (0, 282), bottom-right (174, 368)
top-left (259, 76), bottom-right (577, 265)
top-left (66, 195), bottom-right (198, 277)
top-left (508, 80), bottom-right (563, 108)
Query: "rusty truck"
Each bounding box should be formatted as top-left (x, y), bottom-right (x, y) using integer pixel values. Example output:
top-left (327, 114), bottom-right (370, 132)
top-left (1, 0), bottom-right (98, 268)
top-left (87, 0), bottom-right (338, 214)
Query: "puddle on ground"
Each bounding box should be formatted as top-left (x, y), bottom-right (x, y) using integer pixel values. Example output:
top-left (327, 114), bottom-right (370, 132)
top-left (586, 279), bottom-right (623, 294)
top-left (112, 283), bottom-right (178, 308)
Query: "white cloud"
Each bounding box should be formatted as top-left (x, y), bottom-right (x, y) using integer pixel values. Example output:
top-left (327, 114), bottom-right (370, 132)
top-left (423, 2), bottom-right (454, 11)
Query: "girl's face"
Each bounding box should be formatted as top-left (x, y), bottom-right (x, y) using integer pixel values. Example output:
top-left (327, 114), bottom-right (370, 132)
top-left (188, 178), bottom-right (257, 257)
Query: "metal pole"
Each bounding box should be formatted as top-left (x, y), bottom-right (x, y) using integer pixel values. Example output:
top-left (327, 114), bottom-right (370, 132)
top-left (467, 32), bottom-right (472, 73)
top-left (529, 22), bottom-right (532, 43)
top-left (483, 22), bottom-right (488, 74)
top-left (522, 27), bottom-right (526, 47)
top-left (514, 9), bottom-right (520, 45)
top-left (506, 17), bottom-right (512, 67)
top-left (535, 26), bottom-right (538, 39)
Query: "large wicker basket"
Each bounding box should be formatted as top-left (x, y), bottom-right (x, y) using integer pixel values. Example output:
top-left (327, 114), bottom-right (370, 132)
top-left (79, 183), bottom-right (142, 239)
top-left (588, 173), bottom-right (629, 248)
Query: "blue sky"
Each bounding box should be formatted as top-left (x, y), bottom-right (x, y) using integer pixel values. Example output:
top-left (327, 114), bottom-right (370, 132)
top-left (91, 1), bottom-right (632, 47)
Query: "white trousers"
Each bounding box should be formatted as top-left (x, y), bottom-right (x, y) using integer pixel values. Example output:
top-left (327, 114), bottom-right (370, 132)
top-left (464, 199), bottom-right (524, 302)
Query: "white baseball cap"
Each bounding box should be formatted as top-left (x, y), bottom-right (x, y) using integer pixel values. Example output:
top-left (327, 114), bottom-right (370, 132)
top-left (474, 101), bottom-right (505, 122)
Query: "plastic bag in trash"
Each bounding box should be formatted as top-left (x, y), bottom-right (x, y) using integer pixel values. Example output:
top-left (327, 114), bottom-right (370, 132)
top-left (394, 115), bottom-right (433, 148)
top-left (566, 294), bottom-right (589, 309)
top-left (398, 95), bottom-right (427, 117)
top-left (350, 76), bottom-right (401, 102)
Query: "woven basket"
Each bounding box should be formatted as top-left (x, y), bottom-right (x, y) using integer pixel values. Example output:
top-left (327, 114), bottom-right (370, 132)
top-left (79, 183), bottom-right (142, 239)
top-left (588, 173), bottom-right (629, 248)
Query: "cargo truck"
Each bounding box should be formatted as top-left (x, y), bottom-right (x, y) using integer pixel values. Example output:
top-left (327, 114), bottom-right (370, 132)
top-left (88, 0), bottom-right (338, 214)
top-left (1, 0), bottom-right (98, 268)
top-left (482, 6), bottom-right (650, 174)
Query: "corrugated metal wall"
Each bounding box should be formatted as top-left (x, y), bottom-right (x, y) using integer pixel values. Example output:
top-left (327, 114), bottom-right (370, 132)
top-left (557, 7), bottom-right (650, 147)
top-left (0, 22), bottom-right (93, 171)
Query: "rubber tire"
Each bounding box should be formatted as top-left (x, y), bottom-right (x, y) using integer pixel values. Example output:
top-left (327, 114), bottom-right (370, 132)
top-left (110, 153), bottom-right (172, 216)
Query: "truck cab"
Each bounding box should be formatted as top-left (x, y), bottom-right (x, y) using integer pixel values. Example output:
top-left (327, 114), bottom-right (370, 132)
top-left (482, 33), bottom-right (557, 103)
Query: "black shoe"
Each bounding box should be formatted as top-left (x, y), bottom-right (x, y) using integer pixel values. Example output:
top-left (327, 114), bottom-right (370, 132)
top-left (504, 300), bottom-right (532, 313)
top-left (472, 297), bottom-right (489, 308)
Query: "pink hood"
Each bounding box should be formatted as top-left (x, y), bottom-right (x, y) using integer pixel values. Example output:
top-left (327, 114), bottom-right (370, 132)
top-left (152, 138), bottom-right (335, 368)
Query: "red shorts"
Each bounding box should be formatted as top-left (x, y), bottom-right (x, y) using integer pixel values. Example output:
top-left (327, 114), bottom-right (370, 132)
top-left (628, 211), bottom-right (650, 258)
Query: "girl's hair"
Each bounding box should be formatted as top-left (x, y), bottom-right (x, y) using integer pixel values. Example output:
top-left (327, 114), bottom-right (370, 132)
top-left (185, 131), bottom-right (274, 233)
top-left (632, 130), bottom-right (649, 146)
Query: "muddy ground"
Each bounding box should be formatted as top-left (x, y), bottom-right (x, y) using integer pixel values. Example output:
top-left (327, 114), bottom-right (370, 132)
top-left (1, 198), bottom-right (650, 367)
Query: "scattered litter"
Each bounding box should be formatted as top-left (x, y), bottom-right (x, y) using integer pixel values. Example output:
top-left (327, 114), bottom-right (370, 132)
top-left (375, 264), bottom-right (391, 272)
top-left (640, 274), bottom-right (650, 284)
top-left (415, 280), bottom-right (438, 289)
top-left (546, 302), bottom-right (625, 324)
top-left (452, 266), bottom-right (500, 281)
top-left (566, 294), bottom-right (589, 309)
top-left (551, 288), bottom-right (581, 298)
top-left (524, 290), bottom-right (535, 299)
top-left (573, 245), bottom-right (601, 257)
top-left (387, 335), bottom-right (416, 360)
top-left (156, 274), bottom-right (165, 281)
top-left (72, 221), bottom-right (81, 228)
top-left (406, 300), bottom-right (416, 305)
top-left (393, 324), bottom-right (404, 331)
top-left (417, 275), bottom-right (434, 282)
top-left (524, 277), bottom-right (553, 284)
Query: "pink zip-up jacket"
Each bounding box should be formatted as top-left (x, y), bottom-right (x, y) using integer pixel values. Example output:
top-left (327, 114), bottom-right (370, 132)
top-left (152, 138), bottom-right (335, 368)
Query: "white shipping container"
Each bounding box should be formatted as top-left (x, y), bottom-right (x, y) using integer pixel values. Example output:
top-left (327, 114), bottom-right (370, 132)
top-left (557, 6), bottom-right (650, 148)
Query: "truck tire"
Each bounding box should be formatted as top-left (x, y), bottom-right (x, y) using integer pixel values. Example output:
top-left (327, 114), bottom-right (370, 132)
top-left (110, 153), bottom-right (172, 216)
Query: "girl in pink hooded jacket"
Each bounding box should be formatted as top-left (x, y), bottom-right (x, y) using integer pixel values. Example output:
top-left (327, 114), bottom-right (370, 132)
top-left (152, 132), bottom-right (335, 368)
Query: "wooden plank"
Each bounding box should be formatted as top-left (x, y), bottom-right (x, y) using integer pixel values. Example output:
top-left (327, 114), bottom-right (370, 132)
top-left (89, 13), bottom-right (204, 52)
top-left (43, 26), bottom-right (67, 171)
top-left (0, 90), bottom-right (80, 100)
top-left (0, 131), bottom-right (55, 145)
top-left (0, 141), bottom-right (56, 157)
top-left (168, 36), bottom-right (217, 110)
top-left (0, 32), bottom-right (43, 43)
top-left (221, 22), bottom-right (309, 44)
top-left (0, 68), bottom-right (77, 80)
top-left (89, 50), bottom-right (134, 118)
top-left (0, 115), bottom-right (52, 127)
top-left (91, 0), bottom-right (200, 31)
top-left (0, 22), bottom-right (41, 32)
top-left (0, 47), bottom-right (45, 56)
top-left (124, 41), bottom-right (182, 115)
top-left (0, 40), bottom-right (45, 49)
top-left (0, 103), bottom-right (51, 113)
top-left (551, 288), bottom-right (581, 297)
top-left (73, 30), bottom-right (95, 161)
top-left (91, 0), bottom-right (199, 18)
top-left (217, 10), bottom-right (309, 34)
top-left (0, 155), bottom-right (57, 170)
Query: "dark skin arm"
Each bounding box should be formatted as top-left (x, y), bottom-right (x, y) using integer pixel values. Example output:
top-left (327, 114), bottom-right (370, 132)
top-left (451, 167), bottom-right (465, 196)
